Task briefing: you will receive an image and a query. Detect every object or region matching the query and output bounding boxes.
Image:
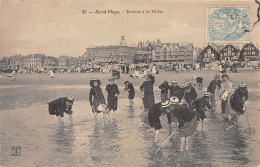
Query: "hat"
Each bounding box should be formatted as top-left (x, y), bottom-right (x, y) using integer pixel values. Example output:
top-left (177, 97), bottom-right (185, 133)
top-left (215, 74), bottom-right (220, 77)
top-left (204, 92), bottom-right (212, 97)
top-left (124, 81), bottom-right (130, 84)
top-left (91, 78), bottom-right (100, 81)
top-left (169, 96), bottom-right (179, 104)
top-left (222, 73), bottom-right (228, 78)
top-left (109, 78), bottom-right (114, 81)
top-left (161, 100), bottom-right (171, 108)
top-left (181, 82), bottom-right (190, 88)
top-left (67, 96), bottom-right (74, 101)
top-left (172, 80), bottom-right (177, 83)
top-left (239, 83), bottom-right (247, 88)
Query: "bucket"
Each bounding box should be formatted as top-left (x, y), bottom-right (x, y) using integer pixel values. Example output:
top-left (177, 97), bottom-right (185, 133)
top-left (97, 103), bottom-right (107, 112)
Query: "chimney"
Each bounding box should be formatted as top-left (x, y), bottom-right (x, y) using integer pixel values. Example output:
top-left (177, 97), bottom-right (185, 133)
top-left (120, 36), bottom-right (127, 46)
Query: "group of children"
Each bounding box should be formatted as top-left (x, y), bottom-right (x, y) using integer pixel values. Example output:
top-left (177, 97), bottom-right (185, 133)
top-left (48, 72), bottom-right (249, 152)
top-left (148, 73), bottom-right (249, 152)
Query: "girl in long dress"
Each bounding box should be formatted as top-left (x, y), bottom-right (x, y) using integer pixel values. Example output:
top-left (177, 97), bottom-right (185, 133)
top-left (220, 74), bottom-right (234, 123)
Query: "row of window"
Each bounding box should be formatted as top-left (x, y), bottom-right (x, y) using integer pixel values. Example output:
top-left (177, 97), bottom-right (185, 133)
top-left (24, 59), bottom-right (41, 63)
top-left (243, 52), bottom-right (256, 56)
top-left (244, 47), bottom-right (255, 51)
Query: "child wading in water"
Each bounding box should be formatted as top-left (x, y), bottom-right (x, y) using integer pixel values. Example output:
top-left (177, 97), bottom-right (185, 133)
top-left (220, 74), bottom-right (233, 123)
top-left (167, 96), bottom-right (198, 152)
top-left (230, 83), bottom-right (248, 125)
top-left (181, 81), bottom-right (197, 107)
top-left (48, 96), bottom-right (74, 125)
top-left (106, 78), bottom-right (120, 120)
top-left (124, 81), bottom-right (135, 107)
top-left (148, 100), bottom-right (172, 143)
top-left (191, 92), bottom-right (212, 130)
top-left (89, 78), bottom-right (107, 124)
top-left (159, 80), bottom-right (170, 102)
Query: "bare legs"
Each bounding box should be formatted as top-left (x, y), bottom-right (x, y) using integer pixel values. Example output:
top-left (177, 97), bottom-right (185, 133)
top-left (58, 115), bottom-right (73, 125)
top-left (69, 114), bottom-right (73, 124)
top-left (153, 129), bottom-right (160, 143)
top-left (94, 112), bottom-right (98, 124)
top-left (180, 137), bottom-right (189, 151)
top-left (58, 116), bottom-right (64, 125)
top-left (129, 99), bottom-right (134, 107)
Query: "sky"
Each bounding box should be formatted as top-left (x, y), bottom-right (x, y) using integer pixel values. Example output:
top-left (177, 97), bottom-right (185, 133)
top-left (0, 0), bottom-right (258, 58)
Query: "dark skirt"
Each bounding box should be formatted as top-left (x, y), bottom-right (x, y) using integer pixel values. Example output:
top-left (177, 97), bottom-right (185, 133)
top-left (179, 116), bottom-right (198, 137)
top-left (143, 94), bottom-right (155, 108)
top-left (167, 112), bottom-right (178, 123)
top-left (148, 111), bottom-right (162, 130)
top-left (128, 91), bottom-right (135, 99)
top-left (107, 98), bottom-right (118, 111)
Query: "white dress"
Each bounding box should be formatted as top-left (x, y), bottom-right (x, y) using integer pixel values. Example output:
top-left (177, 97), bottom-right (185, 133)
top-left (220, 80), bottom-right (234, 117)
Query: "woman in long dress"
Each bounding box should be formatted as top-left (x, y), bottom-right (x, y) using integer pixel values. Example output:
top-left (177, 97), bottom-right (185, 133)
top-left (140, 74), bottom-right (155, 113)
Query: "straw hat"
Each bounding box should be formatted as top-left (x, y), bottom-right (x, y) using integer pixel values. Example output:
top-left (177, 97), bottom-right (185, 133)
top-left (161, 100), bottom-right (171, 108)
top-left (169, 96), bottom-right (179, 104)
top-left (181, 81), bottom-right (190, 88)
top-left (67, 96), bottom-right (74, 101)
top-left (204, 92), bottom-right (212, 97)
top-left (215, 73), bottom-right (220, 77)
top-left (239, 83), bottom-right (247, 88)
top-left (109, 77), bottom-right (114, 81)
top-left (91, 78), bottom-right (100, 81)
top-left (172, 80), bottom-right (177, 84)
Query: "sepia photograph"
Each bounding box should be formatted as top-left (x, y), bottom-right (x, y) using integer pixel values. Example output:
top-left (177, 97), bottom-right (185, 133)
top-left (0, 0), bottom-right (260, 166)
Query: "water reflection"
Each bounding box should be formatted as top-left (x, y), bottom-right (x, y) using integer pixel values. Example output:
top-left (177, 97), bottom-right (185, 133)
top-left (230, 131), bottom-right (250, 166)
top-left (88, 122), bottom-right (121, 166)
top-left (50, 125), bottom-right (75, 153)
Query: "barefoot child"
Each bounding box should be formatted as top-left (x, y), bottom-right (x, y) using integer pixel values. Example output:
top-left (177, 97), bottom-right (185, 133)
top-left (181, 82), bottom-right (197, 107)
top-left (159, 80), bottom-right (170, 102)
top-left (124, 81), bottom-right (135, 107)
top-left (230, 83), bottom-right (249, 125)
top-left (49, 96), bottom-right (74, 125)
top-left (148, 100), bottom-right (171, 143)
top-left (89, 78), bottom-right (106, 124)
top-left (191, 92), bottom-right (212, 130)
top-left (106, 78), bottom-right (120, 120)
top-left (167, 96), bottom-right (198, 151)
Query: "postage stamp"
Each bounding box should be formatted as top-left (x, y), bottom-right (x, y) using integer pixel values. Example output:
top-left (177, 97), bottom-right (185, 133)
top-left (207, 7), bottom-right (250, 42)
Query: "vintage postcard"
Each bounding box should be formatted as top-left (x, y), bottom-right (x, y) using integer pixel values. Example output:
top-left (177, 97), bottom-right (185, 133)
top-left (0, 0), bottom-right (260, 167)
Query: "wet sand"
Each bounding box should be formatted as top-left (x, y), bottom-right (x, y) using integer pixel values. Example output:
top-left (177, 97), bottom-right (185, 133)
top-left (0, 70), bottom-right (260, 167)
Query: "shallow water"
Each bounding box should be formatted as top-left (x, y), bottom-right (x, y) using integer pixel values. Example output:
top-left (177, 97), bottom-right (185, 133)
top-left (0, 72), bottom-right (260, 167)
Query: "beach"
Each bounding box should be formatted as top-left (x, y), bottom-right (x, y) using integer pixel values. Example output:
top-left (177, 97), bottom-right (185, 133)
top-left (0, 70), bottom-right (260, 167)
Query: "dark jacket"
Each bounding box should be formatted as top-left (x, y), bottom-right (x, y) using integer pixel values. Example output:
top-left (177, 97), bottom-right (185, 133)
top-left (159, 82), bottom-right (170, 95)
top-left (148, 102), bottom-right (163, 117)
top-left (49, 97), bottom-right (73, 117)
top-left (207, 79), bottom-right (221, 94)
top-left (106, 83), bottom-right (120, 100)
top-left (140, 80), bottom-right (154, 95)
top-left (169, 85), bottom-right (183, 100)
top-left (89, 86), bottom-right (106, 106)
top-left (191, 97), bottom-right (211, 120)
top-left (171, 105), bottom-right (195, 128)
top-left (230, 88), bottom-right (248, 114)
top-left (183, 87), bottom-right (197, 104)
